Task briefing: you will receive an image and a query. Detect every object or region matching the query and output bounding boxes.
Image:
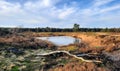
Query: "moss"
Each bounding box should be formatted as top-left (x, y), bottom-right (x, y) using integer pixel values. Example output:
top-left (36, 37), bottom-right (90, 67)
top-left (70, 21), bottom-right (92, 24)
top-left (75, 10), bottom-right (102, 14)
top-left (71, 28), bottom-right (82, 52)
top-left (59, 59), bottom-right (69, 65)
top-left (60, 46), bottom-right (78, 51)
top-left (11, 66), bottom-right (19, 71)
top-left (95, 46), bottom-right (100, 48)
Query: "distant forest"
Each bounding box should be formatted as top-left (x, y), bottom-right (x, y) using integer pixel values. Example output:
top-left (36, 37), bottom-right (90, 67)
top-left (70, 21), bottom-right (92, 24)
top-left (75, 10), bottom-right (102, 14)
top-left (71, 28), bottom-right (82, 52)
top-left (0, 24), bottom-right (120, 36)
top-left (0, 27), bottom-right (120, 36)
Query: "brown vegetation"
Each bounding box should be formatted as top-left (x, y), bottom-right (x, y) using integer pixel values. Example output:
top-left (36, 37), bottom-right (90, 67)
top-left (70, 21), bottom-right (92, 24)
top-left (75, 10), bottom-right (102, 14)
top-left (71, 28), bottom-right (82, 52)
top-left (49, 62), bottom-right (106, 71)
top-left (0, 34), bottom-right (56, 49)
top-left (0, 32), bottom-right (120, 71)
top-left (31, 32), bottom-right (120, 52)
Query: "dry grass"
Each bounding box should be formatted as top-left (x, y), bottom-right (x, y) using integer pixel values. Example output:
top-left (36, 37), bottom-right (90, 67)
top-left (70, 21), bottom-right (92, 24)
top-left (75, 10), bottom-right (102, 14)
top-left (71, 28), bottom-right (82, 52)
top-left (49, 61), bottom-right (106, 71)
top-left (0, 35), bottom-right (56, 49)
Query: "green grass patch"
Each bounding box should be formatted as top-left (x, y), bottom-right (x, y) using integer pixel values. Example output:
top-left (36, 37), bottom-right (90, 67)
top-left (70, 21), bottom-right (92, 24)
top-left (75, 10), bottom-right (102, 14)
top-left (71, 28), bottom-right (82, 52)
top-left (59, 59), bottom-right (69, 65)
top-left (95, 46), bottom-right (100, 48)
top-left (11, 66), bottom-right (19, 71)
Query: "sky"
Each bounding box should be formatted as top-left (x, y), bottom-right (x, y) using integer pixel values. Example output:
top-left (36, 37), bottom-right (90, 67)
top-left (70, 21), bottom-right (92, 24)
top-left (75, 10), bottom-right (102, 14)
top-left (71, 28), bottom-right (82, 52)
top-left (0, 0), bottom-right (120, 28)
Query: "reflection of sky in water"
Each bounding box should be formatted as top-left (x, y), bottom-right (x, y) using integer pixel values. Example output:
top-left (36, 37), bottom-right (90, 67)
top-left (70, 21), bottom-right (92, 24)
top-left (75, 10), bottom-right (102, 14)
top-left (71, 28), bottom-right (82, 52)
top-left (37, 36), bottom-right (81, 46)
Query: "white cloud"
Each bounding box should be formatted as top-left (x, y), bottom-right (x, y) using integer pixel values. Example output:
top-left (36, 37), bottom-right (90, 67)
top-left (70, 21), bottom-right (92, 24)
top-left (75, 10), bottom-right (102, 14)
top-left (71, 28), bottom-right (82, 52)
top-left (24, 0), bottom-right (60, 11)
top-left (79, 0), bottom-right (120, 17)
top-left (0, 0), bottom-right (23, 16)
top-left (94, 0), bottom-right (114, 7)
top-left (0, 25), bottom-right (18, 28)
top-left (42, 0), bottom-right (51, 7)
top-left (0, 0), bottom-right (120, 28)
top-left (99, 5), bottom-right (120, 13)
top-left (58, 8), bottom-right (75, 19)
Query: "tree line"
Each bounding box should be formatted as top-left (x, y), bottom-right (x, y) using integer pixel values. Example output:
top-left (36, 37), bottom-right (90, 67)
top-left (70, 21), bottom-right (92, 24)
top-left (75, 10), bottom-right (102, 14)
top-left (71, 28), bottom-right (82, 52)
top-left (0, 24), bottom-right (120, 36)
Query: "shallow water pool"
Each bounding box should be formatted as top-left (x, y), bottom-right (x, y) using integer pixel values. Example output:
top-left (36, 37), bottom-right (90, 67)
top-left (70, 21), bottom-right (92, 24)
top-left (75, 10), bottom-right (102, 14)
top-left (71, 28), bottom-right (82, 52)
top-left (37, 36), bottom-right (81, 46)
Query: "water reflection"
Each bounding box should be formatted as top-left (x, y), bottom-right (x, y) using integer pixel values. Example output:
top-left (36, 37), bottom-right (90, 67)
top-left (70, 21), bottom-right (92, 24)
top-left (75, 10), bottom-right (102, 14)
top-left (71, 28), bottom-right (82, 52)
top-left (37, 36), bottom-right (81, 46)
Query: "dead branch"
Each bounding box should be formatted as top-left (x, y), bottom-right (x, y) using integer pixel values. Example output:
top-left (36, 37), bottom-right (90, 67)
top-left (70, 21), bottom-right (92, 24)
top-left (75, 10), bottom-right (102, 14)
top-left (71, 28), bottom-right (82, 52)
top-left (36, 51), bottom-right (102, 63)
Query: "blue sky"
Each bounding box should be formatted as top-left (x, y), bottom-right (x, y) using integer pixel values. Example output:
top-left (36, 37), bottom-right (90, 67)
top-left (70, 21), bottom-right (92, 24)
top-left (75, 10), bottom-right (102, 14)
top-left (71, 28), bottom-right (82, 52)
top-left (0, 0), bottom-right (120, 28)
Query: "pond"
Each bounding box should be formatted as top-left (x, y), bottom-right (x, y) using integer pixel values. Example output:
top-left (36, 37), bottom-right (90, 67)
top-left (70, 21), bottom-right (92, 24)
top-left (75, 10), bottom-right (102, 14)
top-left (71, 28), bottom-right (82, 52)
top-left (37, 36), bottom-right (81, 46)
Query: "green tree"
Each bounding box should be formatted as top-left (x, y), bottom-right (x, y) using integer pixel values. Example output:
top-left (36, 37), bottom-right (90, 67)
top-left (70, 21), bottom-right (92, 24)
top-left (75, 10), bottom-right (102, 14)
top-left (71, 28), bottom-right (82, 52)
top-left (45, 27), bottom-right (51, 32)
top-left (73, 23), bottom-right (80, 32)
